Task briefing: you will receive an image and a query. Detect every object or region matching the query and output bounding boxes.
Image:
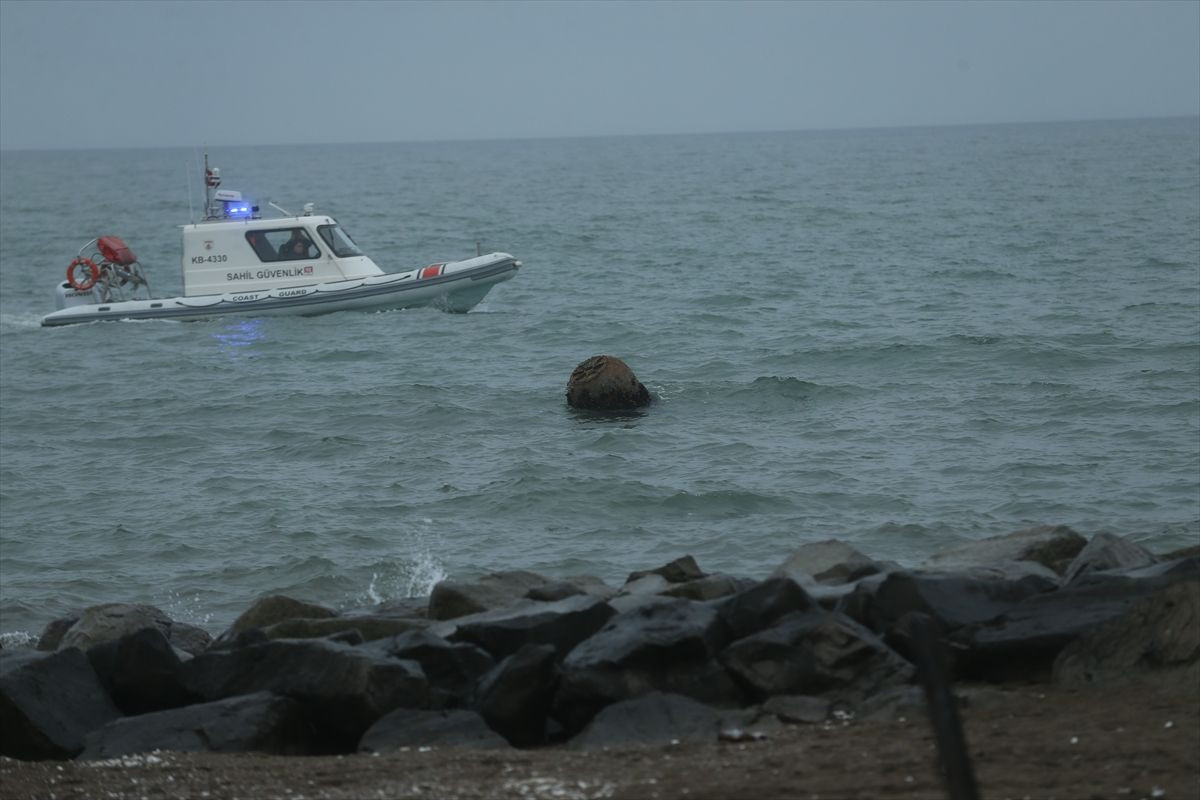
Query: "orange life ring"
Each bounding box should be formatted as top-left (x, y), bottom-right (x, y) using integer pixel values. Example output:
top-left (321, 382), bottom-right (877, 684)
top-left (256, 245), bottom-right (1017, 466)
top-left (67, 257), bottom-right (100, 291)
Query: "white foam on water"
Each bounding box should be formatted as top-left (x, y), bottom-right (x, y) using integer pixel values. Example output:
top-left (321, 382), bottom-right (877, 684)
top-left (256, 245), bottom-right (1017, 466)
top-left (0, 311), bottom-right (44, 329)
top-left (403, 548), bottom-right (449, 597)
top-left (157, 589), bottom-right (215, 629)
top-left (400, 522), bottom-right (449, 596)
top-left (358, 537), bottom-right (448, 607)
top-left (0, 631), bottom-right (37, 648)
top-left (365, 572), bottom-right (386, 605)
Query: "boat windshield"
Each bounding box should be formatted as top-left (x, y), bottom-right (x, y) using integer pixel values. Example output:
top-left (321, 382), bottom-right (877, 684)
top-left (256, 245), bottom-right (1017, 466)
top-left (318, 224), bottom-right (363, 258)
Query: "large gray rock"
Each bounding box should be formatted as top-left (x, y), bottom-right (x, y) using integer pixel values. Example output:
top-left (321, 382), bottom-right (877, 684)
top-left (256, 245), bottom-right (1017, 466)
top-left (942, 560), bottom-right (1063, 584)
top-left (569, 692), bottom-right (720, 749)
top-left (663, 574), bottom-right (754, 602)
top-left (79, 691), bottom-right (313, 759)
top-left (359, 708), bottom-right (511, 752)
top-left (260, 615), bottom-right (429, 642)
top-left (608, 574), bottom-right (675, 614)
top-left (0, 648), bottom-right (121, 760)
top-left (362, 630), bottom-right (494, 709)
top-left (181, 638), bottom-right (428, 751)
top-left (525, 576), bottom-right (615, 603)
top-left (770, 540), bottom-right (887, 585)
top-left (553, 599), bottom-right (743, 733)
top-left (627, 555), bottom-right (706, 585)
top-left (720, 610), bottom-right (914, 701)
top-left (58, 604), bottom-right (211, 656)
top-left (844, 570), bottom-right (1058, 645)
top-left (86, 627), bottom-right (196, 715)
top-left (921, 524), bottom-right (1088, 575)
top-left (1053, 578), bottom-right (1200, 690)
top-left (717, 577), bottom-right (817, 641)
top-left (566, 355), bottom-right (652, 411)
top-left (523, 583), bottom-right (584, 602)
top-left (1076, 556), bottom-right (1200, 584)
top-left (956, 569), bottom-right (1197, 682)
top-left (438, 595), bottom-right (616, 661)
top-left (215, 595), bottom-right (338, 646)
top-left (166, 621), bottom-right (213, 657)
top-left (1162, 544), bottom-right (1200, 561)
top-left (809, 572), bottom-right (891, 611)
top-left (1064, 532), bottom-right (1158, 585)
top-left (35, 615), bottom-right (79, 652)
top-left (475, 643), bottom-right (558, 747)
top-left (617, 574), bottom-right (671, 597)
top-left (428, 571), bottom-right (552, 621)
top-left (364, 596), bottom-right (430, 619)
top-left (562, 598), bottom-right (729, 672)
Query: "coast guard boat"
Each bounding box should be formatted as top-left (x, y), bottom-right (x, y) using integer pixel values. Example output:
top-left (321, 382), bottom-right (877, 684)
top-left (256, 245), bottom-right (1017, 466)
top-left (41, 158), bottom-right (520, 327)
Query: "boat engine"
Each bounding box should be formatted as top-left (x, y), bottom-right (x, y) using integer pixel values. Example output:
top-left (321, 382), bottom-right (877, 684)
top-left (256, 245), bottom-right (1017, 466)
top-left (55, 235), bottom-right (151, 309)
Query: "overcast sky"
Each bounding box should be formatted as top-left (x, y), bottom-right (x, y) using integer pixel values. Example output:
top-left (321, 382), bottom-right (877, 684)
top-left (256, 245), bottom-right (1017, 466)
top-left (1, 0), bottom-right (1197, 150)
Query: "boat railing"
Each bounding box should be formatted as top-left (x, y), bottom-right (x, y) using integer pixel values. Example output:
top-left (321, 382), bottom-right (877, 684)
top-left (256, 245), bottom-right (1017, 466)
top-left (71, 238), bottom-right (153, 303)
top-left (95, 260), bottom-right (151, 303)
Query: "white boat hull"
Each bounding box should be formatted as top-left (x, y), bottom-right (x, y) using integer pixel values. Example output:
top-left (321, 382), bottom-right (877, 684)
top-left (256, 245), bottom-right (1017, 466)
top-left (41, 253), bottom-right (519, 327)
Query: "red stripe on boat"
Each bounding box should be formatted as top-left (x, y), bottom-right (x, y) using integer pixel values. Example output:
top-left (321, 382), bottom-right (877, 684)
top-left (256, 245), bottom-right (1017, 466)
top-left (421, 264), bottom-right (444, 279)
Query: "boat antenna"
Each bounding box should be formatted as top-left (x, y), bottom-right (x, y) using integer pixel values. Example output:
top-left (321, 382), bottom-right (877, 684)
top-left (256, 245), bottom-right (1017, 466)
top-left (203, 152), bottom-right (219, 220)
top-left (186, 159), bottom-right (194, 223)
top-left (269, 201), bottom-right (294, 217)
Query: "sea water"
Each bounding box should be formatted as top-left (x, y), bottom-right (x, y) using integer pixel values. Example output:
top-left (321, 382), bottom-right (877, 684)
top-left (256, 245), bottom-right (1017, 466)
top-left (1, 118), bottom-right (1197, 640)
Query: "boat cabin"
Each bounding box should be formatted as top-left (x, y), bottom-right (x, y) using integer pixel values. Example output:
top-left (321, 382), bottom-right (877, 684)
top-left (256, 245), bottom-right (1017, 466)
top-left (179, 164), bottom-right (383, 297)
top-left (179, 212), bottom-right (384, 297)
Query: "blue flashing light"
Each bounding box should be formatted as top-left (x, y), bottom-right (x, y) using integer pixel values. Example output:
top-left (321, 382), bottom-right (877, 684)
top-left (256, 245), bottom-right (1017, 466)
top-left (224, 201), bottom-right (254, 219)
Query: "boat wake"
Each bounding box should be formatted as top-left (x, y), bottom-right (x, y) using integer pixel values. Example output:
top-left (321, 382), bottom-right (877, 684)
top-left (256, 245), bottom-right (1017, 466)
top-left (0, 312), bottom-right (45, 330)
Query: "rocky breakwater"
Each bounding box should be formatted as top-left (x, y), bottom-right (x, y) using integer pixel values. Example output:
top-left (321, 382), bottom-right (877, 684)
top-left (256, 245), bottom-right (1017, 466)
top-left (2, 526), bottom-right (1197, 763)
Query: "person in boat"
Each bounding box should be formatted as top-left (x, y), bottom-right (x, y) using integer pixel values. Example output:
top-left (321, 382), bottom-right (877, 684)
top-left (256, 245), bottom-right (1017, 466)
top-left (278, 230), bottom-right (314, 260)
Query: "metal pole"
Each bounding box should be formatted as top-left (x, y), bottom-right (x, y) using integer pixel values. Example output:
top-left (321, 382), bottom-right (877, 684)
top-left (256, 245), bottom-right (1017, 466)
top-left (203, 153), bottom-right (211, 220)
top-left (910, 613), bottom-right (981, 800)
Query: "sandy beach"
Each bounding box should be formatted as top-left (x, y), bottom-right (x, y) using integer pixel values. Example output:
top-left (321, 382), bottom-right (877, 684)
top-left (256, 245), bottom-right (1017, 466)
top-left (4, 682), bottom-right (1196, 800)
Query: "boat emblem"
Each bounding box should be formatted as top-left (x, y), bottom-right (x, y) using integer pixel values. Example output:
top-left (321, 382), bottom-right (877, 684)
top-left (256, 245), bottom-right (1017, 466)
top-left (204, 240), bottom-right (213, 250)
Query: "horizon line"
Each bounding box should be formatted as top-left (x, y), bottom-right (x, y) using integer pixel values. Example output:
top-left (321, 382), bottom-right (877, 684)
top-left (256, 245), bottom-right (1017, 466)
top-left (1, 113), bottom-right (1197, 154)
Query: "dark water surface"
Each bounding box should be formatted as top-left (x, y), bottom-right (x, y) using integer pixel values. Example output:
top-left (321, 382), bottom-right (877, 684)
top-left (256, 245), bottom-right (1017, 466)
top-left (2, 118), bottom-right (1197, 638)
